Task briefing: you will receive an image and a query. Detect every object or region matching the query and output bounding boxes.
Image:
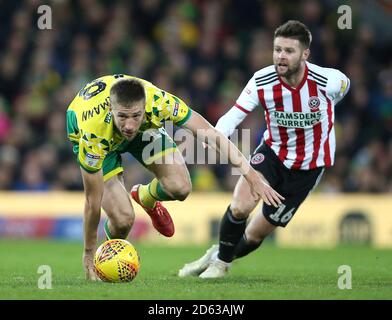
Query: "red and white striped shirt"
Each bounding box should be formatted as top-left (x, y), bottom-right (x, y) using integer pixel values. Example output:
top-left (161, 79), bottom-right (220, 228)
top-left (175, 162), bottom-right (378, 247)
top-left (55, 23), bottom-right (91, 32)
top-left (215, 62), bottom-right (350, 170)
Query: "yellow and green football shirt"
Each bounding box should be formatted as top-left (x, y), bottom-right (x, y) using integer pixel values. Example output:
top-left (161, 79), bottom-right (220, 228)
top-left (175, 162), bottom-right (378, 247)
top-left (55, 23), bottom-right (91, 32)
top-left (66, 74), bottom-right (192, 173)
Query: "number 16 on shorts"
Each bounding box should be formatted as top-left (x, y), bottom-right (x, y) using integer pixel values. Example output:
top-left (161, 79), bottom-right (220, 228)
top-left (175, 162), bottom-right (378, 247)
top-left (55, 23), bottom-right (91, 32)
top-left (269, 204), bottom-right (295, 224)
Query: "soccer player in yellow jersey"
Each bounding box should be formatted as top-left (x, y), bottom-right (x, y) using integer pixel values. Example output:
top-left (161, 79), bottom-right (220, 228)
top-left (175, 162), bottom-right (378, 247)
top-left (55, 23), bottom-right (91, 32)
top-left (66, 74), bottom-right (284, 280)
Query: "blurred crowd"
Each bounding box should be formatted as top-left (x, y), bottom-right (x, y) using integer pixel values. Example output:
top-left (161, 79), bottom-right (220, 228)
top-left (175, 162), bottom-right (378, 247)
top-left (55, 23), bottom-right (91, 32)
top-left (0, 0), bottom-right (391, 193)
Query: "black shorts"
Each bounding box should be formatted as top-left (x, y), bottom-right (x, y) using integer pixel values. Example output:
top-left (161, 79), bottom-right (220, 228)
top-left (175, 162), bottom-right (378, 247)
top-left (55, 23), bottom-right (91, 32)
top-left (250, 143), bottom-right (324, 227)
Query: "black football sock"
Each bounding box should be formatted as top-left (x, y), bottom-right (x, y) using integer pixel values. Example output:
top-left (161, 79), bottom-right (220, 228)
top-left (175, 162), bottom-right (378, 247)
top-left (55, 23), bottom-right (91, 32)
top-left (233, 234), bottom-right (263, 259)
top-left (217, 206), bottom-right (247, 263)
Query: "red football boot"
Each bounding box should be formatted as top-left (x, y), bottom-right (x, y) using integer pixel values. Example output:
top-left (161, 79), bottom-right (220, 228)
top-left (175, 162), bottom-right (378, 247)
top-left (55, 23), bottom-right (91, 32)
top-left (130, 184), bottom-right (175, 237)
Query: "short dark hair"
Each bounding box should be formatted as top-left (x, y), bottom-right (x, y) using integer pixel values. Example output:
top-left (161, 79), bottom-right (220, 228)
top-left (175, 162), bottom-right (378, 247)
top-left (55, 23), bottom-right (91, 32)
top-left (110, 78), bottom-right (146, 107)
top-left (274, 20), bottom-right (312, 48)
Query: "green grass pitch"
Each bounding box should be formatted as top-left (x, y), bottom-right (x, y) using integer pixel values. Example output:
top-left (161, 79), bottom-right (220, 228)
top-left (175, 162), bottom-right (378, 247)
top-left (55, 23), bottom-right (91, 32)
top-left (0, 239), bottom-right (391, 300)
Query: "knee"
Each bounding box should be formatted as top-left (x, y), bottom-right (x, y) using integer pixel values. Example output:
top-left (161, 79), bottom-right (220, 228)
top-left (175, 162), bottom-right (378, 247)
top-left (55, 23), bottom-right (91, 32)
top-left (230, 202), bottom-right (251, 220)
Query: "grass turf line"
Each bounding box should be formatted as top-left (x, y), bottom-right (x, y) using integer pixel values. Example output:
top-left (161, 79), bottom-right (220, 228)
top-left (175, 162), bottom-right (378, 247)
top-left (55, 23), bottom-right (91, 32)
top-left (0, 239), bottom-right (391, 300)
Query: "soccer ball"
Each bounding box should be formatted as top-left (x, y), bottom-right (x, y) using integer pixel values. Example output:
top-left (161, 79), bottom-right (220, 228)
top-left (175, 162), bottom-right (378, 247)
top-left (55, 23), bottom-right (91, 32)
top-left (94, 239), bottom-right (140, 283)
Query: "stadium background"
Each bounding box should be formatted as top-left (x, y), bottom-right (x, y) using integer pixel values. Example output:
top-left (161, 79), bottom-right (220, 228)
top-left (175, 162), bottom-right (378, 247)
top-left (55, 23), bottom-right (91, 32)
top-left (0, 0), bottom-right (391, 247)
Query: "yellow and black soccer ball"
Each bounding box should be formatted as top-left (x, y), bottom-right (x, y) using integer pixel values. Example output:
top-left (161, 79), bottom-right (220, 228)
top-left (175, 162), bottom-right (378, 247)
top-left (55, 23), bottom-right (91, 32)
top-left (94, 239), bottom-right (140, 283)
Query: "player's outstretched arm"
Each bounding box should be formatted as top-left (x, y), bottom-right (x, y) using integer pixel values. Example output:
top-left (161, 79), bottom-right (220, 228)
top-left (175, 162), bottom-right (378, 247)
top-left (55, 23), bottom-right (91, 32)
top-left (80, 168), bottom-right (104, 281)
top-left (182, 111), bottom-right (284, 207)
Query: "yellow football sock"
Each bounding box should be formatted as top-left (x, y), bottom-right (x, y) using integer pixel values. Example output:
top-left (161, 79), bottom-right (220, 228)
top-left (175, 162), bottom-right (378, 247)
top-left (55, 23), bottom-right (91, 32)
top-left (138, 178), bottom-right (175, 208)
top-left (139, 181), bottom-right (158, 209)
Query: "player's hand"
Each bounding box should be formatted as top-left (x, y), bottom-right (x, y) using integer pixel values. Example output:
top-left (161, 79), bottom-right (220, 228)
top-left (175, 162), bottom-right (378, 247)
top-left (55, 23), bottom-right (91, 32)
top-left (246, 171), bottom-right (285, 208)
top-left (258, 180), bottom-right (285, 208)
top-left (83, 249), bottom-right (98, 281)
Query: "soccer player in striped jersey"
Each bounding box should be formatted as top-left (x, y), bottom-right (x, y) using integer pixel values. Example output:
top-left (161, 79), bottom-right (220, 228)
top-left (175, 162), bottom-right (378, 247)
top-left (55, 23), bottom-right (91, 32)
top-left (66, 75), bottom-right (283, 280)
top-left (178, 20), bottom-right (350, 278)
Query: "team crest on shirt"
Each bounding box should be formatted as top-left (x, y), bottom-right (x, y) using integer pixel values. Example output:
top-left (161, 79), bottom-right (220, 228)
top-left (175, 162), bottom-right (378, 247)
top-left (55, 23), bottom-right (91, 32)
top-left (308, 96), bottom-right (320, 111)
top-left (250, 153), bottom-right (265, 165)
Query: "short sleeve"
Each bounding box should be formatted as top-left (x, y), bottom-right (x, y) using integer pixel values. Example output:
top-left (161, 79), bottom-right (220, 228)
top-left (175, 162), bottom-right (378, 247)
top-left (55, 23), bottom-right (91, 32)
top-left (78, 133), bottom-right (109, 173)
top-left (326, 69), bottom-right (350, 104)
top-left (158, 90), bottom-right (192, 126)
